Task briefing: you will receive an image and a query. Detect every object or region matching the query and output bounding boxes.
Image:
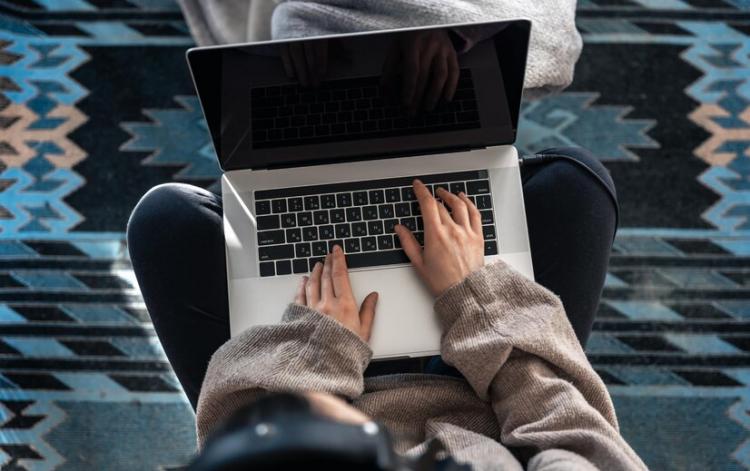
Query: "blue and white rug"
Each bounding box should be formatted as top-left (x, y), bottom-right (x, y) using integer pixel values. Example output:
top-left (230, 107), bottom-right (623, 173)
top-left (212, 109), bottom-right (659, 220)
top-left (0, 0), bottom-right (748, 469)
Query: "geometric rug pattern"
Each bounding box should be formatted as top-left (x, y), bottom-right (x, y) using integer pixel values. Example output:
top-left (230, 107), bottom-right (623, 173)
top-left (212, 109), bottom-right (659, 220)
top-left (0, 0), bottom-right (748, 469)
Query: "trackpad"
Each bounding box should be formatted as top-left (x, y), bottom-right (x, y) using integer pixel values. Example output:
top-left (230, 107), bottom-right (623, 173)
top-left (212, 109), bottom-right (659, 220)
top-left (228, 265), bottom-right (441, 359)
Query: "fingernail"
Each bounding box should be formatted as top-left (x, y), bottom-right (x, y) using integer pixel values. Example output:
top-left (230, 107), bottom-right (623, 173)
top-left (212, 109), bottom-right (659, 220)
top-left (414, 179), bottom-right (422, 185)
top-left (459, 191), bottom-right (465, 197)
top-left (334, 244), bottom-right (342, 253)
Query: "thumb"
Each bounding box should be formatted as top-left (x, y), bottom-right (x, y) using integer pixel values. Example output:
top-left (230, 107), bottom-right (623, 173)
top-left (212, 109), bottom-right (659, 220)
top-left (358, 292), bottom-right (378, 342)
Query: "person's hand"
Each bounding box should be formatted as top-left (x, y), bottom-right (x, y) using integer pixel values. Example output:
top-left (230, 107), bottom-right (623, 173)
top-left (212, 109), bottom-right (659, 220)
top-left (280, 39), bottom-right (329, 87)
top-left (294, 245), bottom-right (378, 342)
top-left (394, 181), bottom-right (484, 297)
top-left (381, 30), bottom-right (459, 114)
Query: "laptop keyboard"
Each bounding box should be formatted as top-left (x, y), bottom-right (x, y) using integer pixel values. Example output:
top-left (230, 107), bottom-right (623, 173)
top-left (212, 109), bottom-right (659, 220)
top-left (253, 170), bottom-right (498, 277)
top-left (250, 69), bottom-right (480, 149)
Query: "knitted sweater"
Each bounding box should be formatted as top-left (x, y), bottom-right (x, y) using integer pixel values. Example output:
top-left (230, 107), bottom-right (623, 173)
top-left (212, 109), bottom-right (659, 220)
top-left (178, 0), bottom-right (582, 98)
top-left (196, 261), bottom-right (646, 470)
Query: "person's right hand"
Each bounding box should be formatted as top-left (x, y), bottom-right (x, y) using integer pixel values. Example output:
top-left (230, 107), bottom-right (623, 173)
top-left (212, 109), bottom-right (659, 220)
top-left (394, 180), bottom-right (485, 297)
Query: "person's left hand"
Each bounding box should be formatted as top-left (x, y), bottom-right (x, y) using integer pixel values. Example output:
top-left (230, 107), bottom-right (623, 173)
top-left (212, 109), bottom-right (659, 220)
top-left (294, 245), bottom-right (378, 342)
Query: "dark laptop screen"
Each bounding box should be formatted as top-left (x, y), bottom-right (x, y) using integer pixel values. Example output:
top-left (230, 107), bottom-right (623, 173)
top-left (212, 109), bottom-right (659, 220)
top-left (187, 20), bottom-right (530, 171)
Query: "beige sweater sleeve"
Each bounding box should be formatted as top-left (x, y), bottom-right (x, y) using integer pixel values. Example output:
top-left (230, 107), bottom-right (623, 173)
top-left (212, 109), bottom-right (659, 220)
top-left (194, 303), bottom-right (372, 446)
top-left (435, 261), bottom-right (647, 470)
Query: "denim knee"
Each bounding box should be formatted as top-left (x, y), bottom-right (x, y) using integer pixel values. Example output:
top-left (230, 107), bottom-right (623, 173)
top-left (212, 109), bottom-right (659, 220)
top-left (126, 183), bottom-right (217, 260)
top-left (531, 147), bottom-right (619, 233)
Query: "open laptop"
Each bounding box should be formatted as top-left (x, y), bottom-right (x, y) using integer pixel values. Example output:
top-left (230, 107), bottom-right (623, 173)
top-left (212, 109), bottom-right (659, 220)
top-left (186, 19), bottom-right (534, 360)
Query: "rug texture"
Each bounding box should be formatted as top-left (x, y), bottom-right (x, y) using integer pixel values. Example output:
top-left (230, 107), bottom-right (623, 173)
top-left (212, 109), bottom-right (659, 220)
top-left (0, 0), bottom-right (748, 469)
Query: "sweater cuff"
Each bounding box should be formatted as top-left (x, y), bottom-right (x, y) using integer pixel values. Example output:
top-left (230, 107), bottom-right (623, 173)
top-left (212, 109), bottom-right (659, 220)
top-left (281, 303), bottom-right (374, 372)
top-left (434, 260), bottom-right (551, 331)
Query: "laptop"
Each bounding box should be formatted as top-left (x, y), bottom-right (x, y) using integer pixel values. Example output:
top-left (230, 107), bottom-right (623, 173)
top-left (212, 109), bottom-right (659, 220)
top-left (186, 19), bottom-right (534, 359)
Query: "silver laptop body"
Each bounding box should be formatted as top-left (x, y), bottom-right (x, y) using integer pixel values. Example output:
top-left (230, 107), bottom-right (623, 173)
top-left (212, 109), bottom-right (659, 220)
top-left (187, 19), bottom-right (534, 360)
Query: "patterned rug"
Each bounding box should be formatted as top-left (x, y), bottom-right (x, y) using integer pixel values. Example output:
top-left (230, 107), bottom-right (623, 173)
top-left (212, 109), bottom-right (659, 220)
top-left (0, 0), bottom-right (748, 469)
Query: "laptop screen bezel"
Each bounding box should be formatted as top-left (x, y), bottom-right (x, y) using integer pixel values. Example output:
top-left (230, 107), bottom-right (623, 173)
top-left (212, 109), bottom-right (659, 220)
top-left (186, 19), bottom-right (530, 171)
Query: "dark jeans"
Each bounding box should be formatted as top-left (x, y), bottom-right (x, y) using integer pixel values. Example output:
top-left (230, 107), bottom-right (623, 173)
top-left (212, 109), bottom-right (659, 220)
top-left (127, 147), bottom-right (618, 409)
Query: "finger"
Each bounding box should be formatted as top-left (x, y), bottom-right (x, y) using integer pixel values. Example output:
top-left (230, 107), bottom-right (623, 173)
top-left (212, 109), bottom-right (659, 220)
top-left (321, 252), bottom-right (335, 301)
top-left (306, 262), bottom-right (322, 306)
top-left (280, 45), bottom-right (294, 78)
top-left (358, 292), bottom-right (378, 342)
top-left (436, 199), bottom-right (453, 226)
top-left (460, 192), bottom-right (483, 233)
top-left (330, 244), bottom-right (352, 298)
top-left (394, 224), bottom-right (424, 268)
top-left (437, 187), bottom-right (469, 227)
top-left (303, 42), bottom-right (318, 87)
top-left (294, 276), bottom-right (308, 305)
top-left (443, 49), bottom-right (459, 102)
top-left (289, 43), bottom-right (309, 87)
top-left (423, 53), bottom-right (448, 111)
top-left (413, 179), bottom-right (440, 231)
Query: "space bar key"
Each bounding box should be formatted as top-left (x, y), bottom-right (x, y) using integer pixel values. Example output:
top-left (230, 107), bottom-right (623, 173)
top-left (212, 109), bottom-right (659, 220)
top-left (345, 250), bottom-right (410, 269)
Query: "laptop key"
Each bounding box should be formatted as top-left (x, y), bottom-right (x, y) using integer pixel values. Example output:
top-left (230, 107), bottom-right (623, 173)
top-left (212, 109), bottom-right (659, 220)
top-left (281, 213), bottom-right (296, 228)
top-left (303, 227), bottom-right (318, 241)
top-left (346, 207), bottom-right (362, 222)
top-left (293, 259), bottom-right (309, 274)
top-left (259, 262), bottom-right (275, 277)
top-left (417, 216), bottom-right (424, 231)
top-left (304, 196), bottom-right (320, 210)
top-left (484, 240), bottom-right (498, 255)
top-left (467, 180), bottom-right (490, 195)
top-left (328, 240), bottom-right (344, 252)
top-left (385, 188), bottom-right (400, 202)
top-left (335, 223), bottom-right (351, 238)
top-left (259, 244), bottom-right (294, 261)
top-left (345, 238), bottom-right (361, 253)
top-left (399, 217), bottom-right (416, 231)
top-left (298, 212), bottom-right (313, 226)
top-left (378, 235), bottom-right (394, 250)
top-left (369, 190), bottom-right (384, 204)
top-left (309, 257), bottom-right (325, 270)
top-left (289, 197), bottom-right (304, 211)
top-left (286, 228), bottom-right (301, 243)
top-left (363, 206), bottom-right (378, 220)
top-left (384, 219), bottom-right (398, 233)
top-left (255, 200), bottom-right (271, 215)
top-left (258, 230), bottom-right (285, 246)
top-left (395, 203), bottom-right (411, 217)
top-left (313, 210), bottom-right (329, 225)
top-left (257, 215), bottom-right (280, 230)
top-left (345, 250), bottom-right (409, 269)
top-left (378, 204), bottom-right (394, 219)
top-left (319, 225), bottom-right (335, 239)
top-left (450, 182), bottom-right (467, 195)
top-left (276, 260), bottom-right (292, 275)
top-left (401, 187), bottom-right (416, 201)
top-left (296, 243), bottom-right (312, 258)
top-left (475, 195), bottom-right (492, 209)
top-left (482, 225), bottom-right (496, 240)
top-left (321, 194), bottom-right (336, 208)
top-left (352, 222), bottom-right (367, 237)
top-left (368, 220), bottom-right (384, 235)
top-left (362, 237), bottom-right (377, 251)
top-left (337, 193), bottom-right (352, 207)
top-left (272, 199), bottom-right (287, 213)
top-left (480, 210), bottom-right (494, 225)
top-left (330, 209), bottom-right (345, 223)
top-left (312, 241), bottom-right (328, 256)
top-left (353, 191), bottom-right (368, 206)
